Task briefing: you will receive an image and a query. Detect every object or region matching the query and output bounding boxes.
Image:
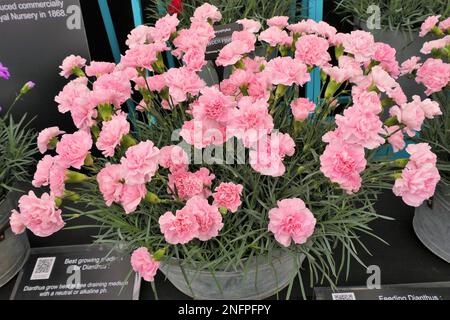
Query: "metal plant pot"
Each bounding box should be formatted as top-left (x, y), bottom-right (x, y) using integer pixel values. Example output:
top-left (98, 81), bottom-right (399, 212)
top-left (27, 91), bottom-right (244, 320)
top-left (413, 183), bottom-right (450, 263)
top-left (0, 190), bottom-right (30, 287)
top-left (160, 250), bottom-right (304, 300)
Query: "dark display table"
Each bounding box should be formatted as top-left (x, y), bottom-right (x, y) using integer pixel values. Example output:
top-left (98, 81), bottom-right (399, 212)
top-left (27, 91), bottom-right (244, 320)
top-left (1, 191), bottom-right (449, 300)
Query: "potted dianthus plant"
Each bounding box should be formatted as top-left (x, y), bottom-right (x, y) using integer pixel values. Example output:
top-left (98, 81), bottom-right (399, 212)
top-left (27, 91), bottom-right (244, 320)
top-left (397, 16), bottom-right (450, 262)
top-left (336, 0), bottom-right (449, 98)
top-left (9, 3), bottom-right (444, 299)
top-left (147, 0), bottom-right (298, 27)
top-left (0, 62), bottom-right (36, 287)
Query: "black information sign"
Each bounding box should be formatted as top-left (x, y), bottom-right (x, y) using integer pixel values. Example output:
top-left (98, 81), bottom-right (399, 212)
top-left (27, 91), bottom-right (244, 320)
top-left (10, 244), bottom-right (140, 300)
top-left (205, 22), bottom-right (243, 61)
top-left (0, 0), bottom-right (90, 131)
top-left (314, 282), bottom-right (450, 300)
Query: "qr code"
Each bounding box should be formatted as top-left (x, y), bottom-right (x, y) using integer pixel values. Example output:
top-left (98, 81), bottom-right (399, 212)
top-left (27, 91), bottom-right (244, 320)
top-left (332, 292), bottom-right (356, 300)
top-left (30, 257), bottom-right (56, 280)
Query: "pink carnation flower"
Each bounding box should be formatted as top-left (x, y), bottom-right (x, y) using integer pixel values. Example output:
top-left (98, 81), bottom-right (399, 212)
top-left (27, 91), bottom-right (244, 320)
top-left (191, 3), bottom-right (221, 24)
top-left (152, 13), bottom-right (179, 43)
top-left (411, 95), bottom-right (442, 119)
top-left (121, 140), bottom-right (160, 185)
top-left (439, 17), bottom-right (450, 31)
top-left (400, 56), bottom-right (422, 76)
top-left (213, 182), bottom-right (243, 213)
top-left (183, 48), bottom-right (207, 72)
top-left (37, 126), bottom-right (65, 154)
top-left (267, 16), bottom-right (289, 28)
top-left (192, 86), bottom-right (235, 124)
top-left (54, 77), bottom-right (90, 114)
top-left (12, 191), bottom-right (64, 237)
top-left (228, 68), bottom-right (253, 88)
top-left (259, 26), bottom-right (292, 47)
top-left (237, 18), bottom-right (261, 33)
top-left (386, 86), bottom-right (407, 106)
top-left (229, 97), bottom-right (274, 148)
top-left (163, 67), bottom-right (205, 105)
top-left (370, 66), bottom-right (399, 93)
top-left (159, 209), bottom-right (199, 245)
top-left (341, 30), bottom-right (376, 63)
top-left (85, 61), bottom-right (116, 77)
top-left (393, 163), bottom-right (440, 207)
top-left (249, 132), bottom-right (295, 177)
top-left (264, 57), bottom-right (310, 86)
top-left (92, 72), bottom-right (132, 107)
top-left (159, 145), bottom-right (189, 172)
top-left (96, 162), bottom-right (145, 214)
top-left (419, 15), bottom-right (440, 37)
top-left (406, 143), bottom-right (437, 169)
top-left (146, 74), bottom-right (167, 91)
top-left (120, 183), bottom-right (147, 214)
top-left (315, 21), bottom-right (337, 39)
top-left (131, 247), bottom-right (160, 282)
top-left (187, 196), bottom-right (223, 241)
top-left (384, 125), bottom-right (406, 153)
top-left (420, 36), bottom-right (450, 54)
top-left (295, 34), bottom-right (331, 67)
top-left (96, 111), bottom-right (130, 157)
top-left (159, 196), bottom-right (223, 244)
top-left (389, 102), bottom-right (425, 135)
top-left (287, 19), bottom-right (317, 34)
top-left (268, 198), bottom-right (316, 247)
top-left (9, 211), bottom-right (26, 235)
top-left (416, 58), bottom-right (450, 95)
top-left (215, 41), bottom-right (247, 67)
top-left (180, 119), bottom-right (228, 148)
top-left (248, 73), bottom-right (271, 101)
top-left (320, 142), bottom-right (367, 194)
top-left (172, 22), bottom-right (214, 56)
top-left (32, 155), bottom-right (55, 187)
top-left (335, 105), bottom-right (385, 149)
top-left (374, 42), bottom-right (400, 77)
top-left (134, 74), bottom-right (166, 92)
top-left (49, 160), bottom-right (67, 197)
top-left (121, 42), bottom-right (168, 71)
top-left (126, 25), bottom-right (153, 48)
top-left (232, 30), bottom-right (256, 53)
top-left (323, 55), bottom-right (363, 84)
top-left (291, 97), bottom-right (316, 121)
top-left (56, 130), bottom-right (92, 169)
top-left (351, 90), bottom-right (382, 114)
top-left (168, 167), bottom-right (215, 200)
top-left (97, 163), bottom-right (124, 206)
top-left (59, 55), bottom-right (86, 78)
top-left (69, 92), bottom-right (98, 130)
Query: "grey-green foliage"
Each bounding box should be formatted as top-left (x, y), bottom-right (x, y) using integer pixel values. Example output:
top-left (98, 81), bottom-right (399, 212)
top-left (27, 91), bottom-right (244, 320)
top-left (147, 0), bottom-right (300, 27)
top-left (336, 0), bottom-right (450, 31)
top-left (0, 114), bottom-right (37, 201)
top-left (66, 84), bottom-right (398, 295)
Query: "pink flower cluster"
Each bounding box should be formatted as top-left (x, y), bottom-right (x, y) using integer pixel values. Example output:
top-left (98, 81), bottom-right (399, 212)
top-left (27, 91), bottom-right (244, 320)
top-left (393, 144), bottom-right (440, 207)
top-left (390, 95), bottom-right (442, 136)
top-left (268, 198), bottom-right (316, 247)
top-left (18, 6), bottom-right (447, 277)
top-left (159, 196), bottom-right (224, 244)
top-left (130, 247), bottom-right (160, 282)
top-left (415, 58), bottom-right (450, 95)
top-left (168, 167), bottom-right (214, 200)
top-left (10, 191), bottom-right (64, 237)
